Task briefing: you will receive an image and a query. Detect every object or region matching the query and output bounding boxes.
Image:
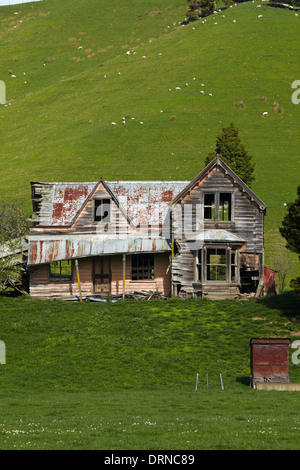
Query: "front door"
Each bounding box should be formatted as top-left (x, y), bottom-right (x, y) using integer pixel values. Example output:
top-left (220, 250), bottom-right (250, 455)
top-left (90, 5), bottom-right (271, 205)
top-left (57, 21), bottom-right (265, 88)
top-left (93, 256), bottom-right (111, 295)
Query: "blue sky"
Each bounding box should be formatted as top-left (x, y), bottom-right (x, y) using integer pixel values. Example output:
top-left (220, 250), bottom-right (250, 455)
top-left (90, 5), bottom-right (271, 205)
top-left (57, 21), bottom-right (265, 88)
top-left (0, 0), bottom-right (45, 6)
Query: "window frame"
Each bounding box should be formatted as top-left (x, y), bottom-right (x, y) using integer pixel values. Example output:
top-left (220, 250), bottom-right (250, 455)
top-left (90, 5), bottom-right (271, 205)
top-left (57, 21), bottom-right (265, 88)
top-left (131, 253), bottom-right (155, 281)
top-left (49, 260), bottom-right (73, 283)
top-left (203, 191), bottom-right (234, 223)
top-left (206, 247), bottom-right (227, 282)
top-left (93, 198), bottom-right (111, 223)
top-left (200, 246), bottom-right (239, 284)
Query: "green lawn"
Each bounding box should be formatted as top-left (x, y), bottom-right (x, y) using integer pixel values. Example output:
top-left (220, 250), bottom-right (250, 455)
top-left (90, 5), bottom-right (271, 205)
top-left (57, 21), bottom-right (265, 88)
top-left (0, 0), bottom-right (300, 450)
top-left (0, 294), bottom-right (299, 449)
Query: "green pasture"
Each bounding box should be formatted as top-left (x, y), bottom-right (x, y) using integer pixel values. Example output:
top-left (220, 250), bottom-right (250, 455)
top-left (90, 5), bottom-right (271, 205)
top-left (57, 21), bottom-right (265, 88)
top-left (0, 0), bottom-right (300, 451)
top-left (0, 294), bottom-right (299, 449)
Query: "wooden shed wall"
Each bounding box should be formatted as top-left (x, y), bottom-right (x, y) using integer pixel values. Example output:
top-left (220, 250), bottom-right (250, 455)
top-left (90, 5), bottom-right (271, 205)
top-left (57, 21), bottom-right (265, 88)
top-left (29, 253), bottom-right (170, 298)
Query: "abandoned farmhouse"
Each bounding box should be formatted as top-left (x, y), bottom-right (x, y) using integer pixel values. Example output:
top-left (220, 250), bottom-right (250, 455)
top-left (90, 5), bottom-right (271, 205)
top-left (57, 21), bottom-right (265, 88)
top-left (27, 156), bottom-right (267, 300)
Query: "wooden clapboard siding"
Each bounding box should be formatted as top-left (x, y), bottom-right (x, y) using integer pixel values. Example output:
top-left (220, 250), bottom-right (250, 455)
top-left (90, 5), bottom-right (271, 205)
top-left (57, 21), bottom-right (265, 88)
top-left (110, 253), bottom-right (170, 296)
top-left (72, 181), bottom-right (135, 234)
top-left (202, 284), bottom-right (240, 300)
top-left (29, 253), bottom-right (170, 298)
top-left (29, 258), bottom-right (94, 298)
top-left (172, 166), bottom-right (265, 297)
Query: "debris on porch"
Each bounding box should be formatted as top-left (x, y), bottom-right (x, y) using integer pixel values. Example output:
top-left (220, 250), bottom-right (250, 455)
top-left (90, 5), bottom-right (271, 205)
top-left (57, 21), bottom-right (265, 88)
top-left (60, 289), bottom-right (168, 302)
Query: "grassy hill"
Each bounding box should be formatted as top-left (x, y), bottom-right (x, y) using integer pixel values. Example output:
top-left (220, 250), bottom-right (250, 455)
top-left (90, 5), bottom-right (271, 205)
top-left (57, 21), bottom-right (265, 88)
top-left (0, 294), bottom-right (299, 449)
top-left (0, 0), bottom-right (299, 274)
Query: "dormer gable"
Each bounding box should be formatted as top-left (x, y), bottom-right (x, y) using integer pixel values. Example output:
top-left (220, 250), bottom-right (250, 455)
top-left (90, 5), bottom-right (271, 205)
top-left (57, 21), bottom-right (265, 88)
top-left (71, 179), bottom-right (135, 231)
top-left (171, 156), bottom-right (266, 214)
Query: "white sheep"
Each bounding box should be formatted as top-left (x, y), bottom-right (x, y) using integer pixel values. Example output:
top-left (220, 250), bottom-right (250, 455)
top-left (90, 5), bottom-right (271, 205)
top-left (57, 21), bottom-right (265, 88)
top-left (126, 51), bottom-right (131, 56)
top-left (111, 122), bottom-right (117, 126)
top-left (175, 87), bottom-right (181, 91)
top-left (258, 14), bottom-right (263, 18)
top-left (262, 112), bottom-right (268, 116)
top-left (208, 93), bottom-right (213, 97)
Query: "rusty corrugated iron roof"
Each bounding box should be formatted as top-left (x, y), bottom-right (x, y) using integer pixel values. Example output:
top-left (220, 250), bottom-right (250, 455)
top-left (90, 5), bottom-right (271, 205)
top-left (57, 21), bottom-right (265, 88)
top-left (31, 180), bottom-right (189, 227)
top-left (27, 234), bottom-right (170, 265)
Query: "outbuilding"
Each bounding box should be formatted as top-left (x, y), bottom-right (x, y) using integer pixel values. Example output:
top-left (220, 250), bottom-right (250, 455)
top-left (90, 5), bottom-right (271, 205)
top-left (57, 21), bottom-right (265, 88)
top-left (250, 338), bottom-right (290, 386)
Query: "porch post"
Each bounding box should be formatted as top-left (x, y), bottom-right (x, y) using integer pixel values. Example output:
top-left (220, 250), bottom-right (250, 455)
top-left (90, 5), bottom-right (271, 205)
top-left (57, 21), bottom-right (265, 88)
top-left (75, 259), bottom-right (82, 303)
top-left (122, 254), bottom-right (126, 301)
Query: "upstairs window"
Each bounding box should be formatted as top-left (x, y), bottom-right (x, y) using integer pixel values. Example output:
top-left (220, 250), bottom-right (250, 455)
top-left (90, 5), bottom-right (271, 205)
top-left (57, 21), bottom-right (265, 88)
top-left (204, 194), bottom-right (215, 220)
top-left (204, 192), bottom-right (232, 222)
top-left (219, 193), bottom-right (231, 221)
top-left (94, 199), bottom-right (111, 223)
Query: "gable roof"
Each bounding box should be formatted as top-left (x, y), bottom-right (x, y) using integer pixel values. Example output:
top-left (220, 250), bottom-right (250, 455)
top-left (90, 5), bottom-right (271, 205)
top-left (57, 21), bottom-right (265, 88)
top-left (70, 178), bottom-right (136, 228)
top-left (171, 156), bottom-right (266, 212)
top-left (30, 180), bottom-right (188, 227)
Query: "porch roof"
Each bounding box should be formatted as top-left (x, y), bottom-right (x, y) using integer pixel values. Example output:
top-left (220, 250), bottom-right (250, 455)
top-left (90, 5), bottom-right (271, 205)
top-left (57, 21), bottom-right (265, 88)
top-left (27, 234), bottom-right (171, 266)
top-left (188, 229), bottom-right (245, 244)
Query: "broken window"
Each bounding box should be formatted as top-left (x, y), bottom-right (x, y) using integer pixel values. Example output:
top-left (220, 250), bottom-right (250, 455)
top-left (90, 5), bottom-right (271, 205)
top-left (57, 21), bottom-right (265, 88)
top-left (204, 192), bottom-right (232, 222)
top-left (94, 198), bottom-right (111, 223)
top-left (204, 194), bottom-right (215, 220)
top-left (206, 248), bottom-right (226, 281)
top-left (219, 193), bottom-right (232, 221)
top-left (197, 249), bottom-right (202, 282)
top-left (49, 260), bottom-right (72, 282)
top-left (131, 254), bottom-right (155, 280)
top-left (231, 250), bottom-right (237, 282)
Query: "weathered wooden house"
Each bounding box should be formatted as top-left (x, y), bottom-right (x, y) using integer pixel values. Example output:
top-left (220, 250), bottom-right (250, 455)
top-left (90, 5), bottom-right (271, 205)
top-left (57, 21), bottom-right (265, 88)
top-left (27, 156), bottom-right (266, 300)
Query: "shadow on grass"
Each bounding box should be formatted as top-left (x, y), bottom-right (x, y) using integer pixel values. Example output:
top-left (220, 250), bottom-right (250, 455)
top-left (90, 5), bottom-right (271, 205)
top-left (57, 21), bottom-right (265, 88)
top-left (236, 376), bottom-right (252, 387)
top-left (258, 291), bottom-right (300, 320)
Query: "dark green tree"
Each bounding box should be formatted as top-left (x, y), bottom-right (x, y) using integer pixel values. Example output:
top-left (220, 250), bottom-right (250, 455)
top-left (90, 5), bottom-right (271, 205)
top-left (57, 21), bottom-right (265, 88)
top-left (186, 0), bottom-right (215, 18)
top-left (205, 122), bottom-right (255, 187)
top-left (186, 0), bottom-right (234, 20)
top-left (0, 200), bottom-right (29, 294)
top-left (279, 185), bottom-right (300, 294)
top-left (279, 185), bottom-right (300, 256)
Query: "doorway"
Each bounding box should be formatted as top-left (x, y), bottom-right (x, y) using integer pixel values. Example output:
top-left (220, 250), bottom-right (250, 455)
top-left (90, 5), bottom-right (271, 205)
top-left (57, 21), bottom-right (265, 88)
top-left (93, 256), bottom-right (111, 295)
